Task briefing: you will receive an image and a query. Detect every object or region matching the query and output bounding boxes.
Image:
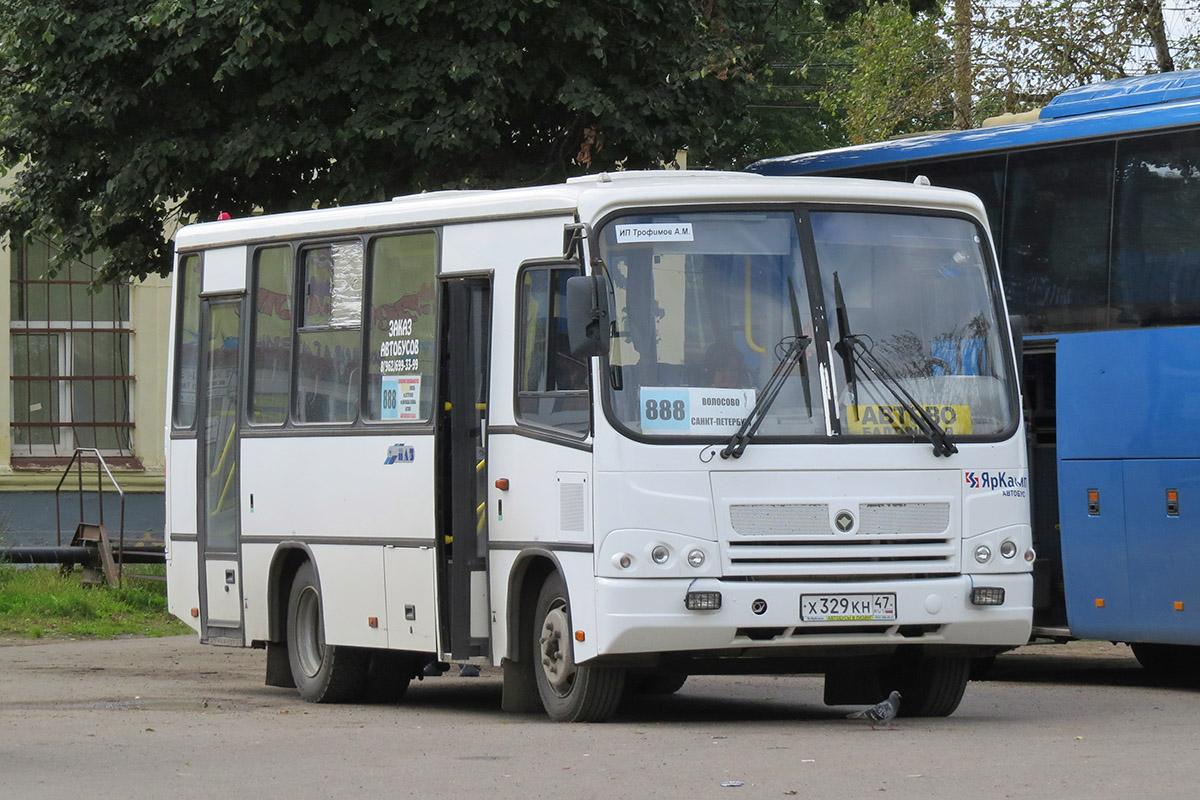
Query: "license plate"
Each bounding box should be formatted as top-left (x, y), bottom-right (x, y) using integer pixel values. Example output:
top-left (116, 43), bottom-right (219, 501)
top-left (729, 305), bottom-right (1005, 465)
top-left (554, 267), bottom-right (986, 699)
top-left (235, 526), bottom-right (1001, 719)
top-left (801, 593), bottom-right (897, 622)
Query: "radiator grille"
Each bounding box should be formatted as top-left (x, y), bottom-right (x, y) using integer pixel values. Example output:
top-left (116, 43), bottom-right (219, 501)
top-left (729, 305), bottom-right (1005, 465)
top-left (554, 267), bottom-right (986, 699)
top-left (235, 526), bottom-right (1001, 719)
top-left (859, 502), bottom-right (950, 535)
top-left (724, 501), bottom-right (956, 577)
top-left (730, 503), bottom-right (828, 536)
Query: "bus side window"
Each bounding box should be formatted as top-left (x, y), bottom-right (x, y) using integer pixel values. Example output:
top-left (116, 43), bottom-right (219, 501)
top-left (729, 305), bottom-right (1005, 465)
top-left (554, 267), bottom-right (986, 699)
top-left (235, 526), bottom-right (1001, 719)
top-left (365, 232), bottom-right (438, 423)
top-left (295, 243), bottom-right (363, 424)
top-left (172, 253), bottom-right (203, 430)
top-left (515, 265), bottom-right (589, 436)
top-left (248, 245), bottom-right (293, 425)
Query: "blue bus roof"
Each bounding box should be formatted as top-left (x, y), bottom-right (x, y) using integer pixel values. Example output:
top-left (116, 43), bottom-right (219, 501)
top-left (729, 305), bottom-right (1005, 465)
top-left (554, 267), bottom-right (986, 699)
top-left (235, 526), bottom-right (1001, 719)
top-left (749, 69), bottom-right (1200, 175)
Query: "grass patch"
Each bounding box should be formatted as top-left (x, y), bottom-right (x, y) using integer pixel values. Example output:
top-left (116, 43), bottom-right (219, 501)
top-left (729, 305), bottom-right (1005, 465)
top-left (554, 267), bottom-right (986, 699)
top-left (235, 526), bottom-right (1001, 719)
top-left (0, 563), bottom-right (189, 640)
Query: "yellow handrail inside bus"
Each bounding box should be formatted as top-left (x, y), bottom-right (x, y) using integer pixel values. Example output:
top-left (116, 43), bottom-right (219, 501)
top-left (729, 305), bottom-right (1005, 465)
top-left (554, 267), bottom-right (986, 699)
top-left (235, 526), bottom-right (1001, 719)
top-left (209, 422), bottom-right (235, 478)
top-left (744, 257), bottom-right (766, 354)
top-left (216, 462), bottom-right (237, 513)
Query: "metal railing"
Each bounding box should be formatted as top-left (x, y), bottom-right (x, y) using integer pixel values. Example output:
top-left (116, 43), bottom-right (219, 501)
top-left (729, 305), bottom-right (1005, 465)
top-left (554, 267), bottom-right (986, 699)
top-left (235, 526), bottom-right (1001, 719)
top-left (54, 448), bottom-right (128, 587)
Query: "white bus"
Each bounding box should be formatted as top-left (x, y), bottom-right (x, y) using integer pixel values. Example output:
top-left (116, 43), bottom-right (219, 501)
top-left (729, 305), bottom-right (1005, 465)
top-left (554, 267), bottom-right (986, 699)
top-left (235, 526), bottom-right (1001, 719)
top-left (166, 171), bottom-right (1033, 722)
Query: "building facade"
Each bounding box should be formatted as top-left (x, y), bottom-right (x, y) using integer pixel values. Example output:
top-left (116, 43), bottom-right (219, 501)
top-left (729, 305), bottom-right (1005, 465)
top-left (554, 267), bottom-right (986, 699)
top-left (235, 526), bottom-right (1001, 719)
top-left (1, 171), bottom-right (170, 547)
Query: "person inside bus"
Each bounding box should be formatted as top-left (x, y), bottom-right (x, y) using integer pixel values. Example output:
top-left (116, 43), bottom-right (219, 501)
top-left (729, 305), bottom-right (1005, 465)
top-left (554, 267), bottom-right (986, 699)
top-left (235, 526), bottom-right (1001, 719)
top-left (704, 341), bottom-right (749, 388)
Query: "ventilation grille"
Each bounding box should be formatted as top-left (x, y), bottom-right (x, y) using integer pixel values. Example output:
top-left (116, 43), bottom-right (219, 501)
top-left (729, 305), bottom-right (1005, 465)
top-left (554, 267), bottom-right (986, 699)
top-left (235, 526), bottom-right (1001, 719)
top-left (724, 501), bottom-right (956, 577)
top-left (730, 503), bottom-right (828, 536)
top-left (859, 502), bottom-right (950, 535)
top-left (559, 482), bottom-right (586, 533)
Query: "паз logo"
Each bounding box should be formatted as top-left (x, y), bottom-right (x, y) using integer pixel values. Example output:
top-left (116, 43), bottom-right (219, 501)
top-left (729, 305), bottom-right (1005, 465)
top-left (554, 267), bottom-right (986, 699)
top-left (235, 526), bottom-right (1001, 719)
top-left (384, 443), bottom-right (415, 464)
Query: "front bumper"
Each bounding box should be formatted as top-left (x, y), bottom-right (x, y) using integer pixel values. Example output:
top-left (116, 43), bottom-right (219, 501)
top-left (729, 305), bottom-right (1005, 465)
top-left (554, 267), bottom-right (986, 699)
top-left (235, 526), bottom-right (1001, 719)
top-left (592, 573), bottom-right (1032, 657)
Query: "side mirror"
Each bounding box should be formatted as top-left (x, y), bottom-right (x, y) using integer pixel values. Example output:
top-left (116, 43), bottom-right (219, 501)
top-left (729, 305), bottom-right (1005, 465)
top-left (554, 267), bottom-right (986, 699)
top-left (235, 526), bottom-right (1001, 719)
top-left (566, 274), bottom-right (611, 358)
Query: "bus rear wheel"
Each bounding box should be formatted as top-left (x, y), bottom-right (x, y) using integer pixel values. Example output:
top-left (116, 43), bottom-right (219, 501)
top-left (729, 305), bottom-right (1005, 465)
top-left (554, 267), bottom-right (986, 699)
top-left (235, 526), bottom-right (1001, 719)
top-left (532, 572), bottom-right (625, 722)
top-left (628, 672), bottom-right (689, 695)
top-left (1131, 643), bottom-right (1200, 674)
top-left (286, 561), bottom-right (369, 703)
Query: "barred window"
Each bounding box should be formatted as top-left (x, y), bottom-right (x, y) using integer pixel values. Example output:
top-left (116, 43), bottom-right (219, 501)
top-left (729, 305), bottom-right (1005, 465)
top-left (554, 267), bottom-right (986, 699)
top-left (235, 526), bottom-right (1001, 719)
top-left (9, 237), bottom-right (133, 458)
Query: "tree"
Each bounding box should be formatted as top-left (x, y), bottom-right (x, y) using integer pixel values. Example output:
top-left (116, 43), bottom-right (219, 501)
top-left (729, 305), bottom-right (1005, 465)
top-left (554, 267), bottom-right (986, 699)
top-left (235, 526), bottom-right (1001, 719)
top-left (968, 0), bottom-right (1198, 118)
top-left (815, 3), bottom-right (955, 144)
top-left (0, 1), bottom-right (786, 283)
top-left (812, 0), bottom-right (1199, 143)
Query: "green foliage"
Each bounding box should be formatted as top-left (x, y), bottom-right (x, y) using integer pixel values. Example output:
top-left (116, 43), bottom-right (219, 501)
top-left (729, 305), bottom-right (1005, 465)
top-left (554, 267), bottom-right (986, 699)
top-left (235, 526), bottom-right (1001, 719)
top-left (822, 0), bottom-right (943, 24)
top-left (972, 0), bottom-right (1189, 117)
top-left (816, 3), bottom-right (953, 144)
top-left (0, 0), bottom-right (801, 283)
top-left (0, 564), bottom-right (187, 639)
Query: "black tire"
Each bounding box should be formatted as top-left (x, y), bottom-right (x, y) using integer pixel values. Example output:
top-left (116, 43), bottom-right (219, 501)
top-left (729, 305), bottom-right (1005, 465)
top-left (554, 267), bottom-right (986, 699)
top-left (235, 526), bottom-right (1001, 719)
top-left (969, 655), bottom-right (997, 681)
top-left (890, 652), bottom-right (970, 717)
top-left (532, 572), bottom-right (625, 722)
top-left (286, 561), bottom-right (369, 703)
top-left (363, 650), bottom-right (416, 703)
top-left (629, 672), bottom-right (689, 695)
top-left (1131, 643), bottom-right (1200, 674)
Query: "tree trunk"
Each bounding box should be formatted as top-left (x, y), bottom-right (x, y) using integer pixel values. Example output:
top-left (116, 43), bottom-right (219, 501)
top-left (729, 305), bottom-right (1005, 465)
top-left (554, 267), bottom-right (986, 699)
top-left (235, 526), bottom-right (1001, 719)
top-left (953, 0), bottom-right (974, 127)
top-left (1143, 0), bottom-right (1175, 72)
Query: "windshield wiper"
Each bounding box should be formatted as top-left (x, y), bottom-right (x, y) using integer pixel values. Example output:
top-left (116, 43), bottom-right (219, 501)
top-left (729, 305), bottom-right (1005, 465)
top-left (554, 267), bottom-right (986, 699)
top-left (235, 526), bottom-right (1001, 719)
top-left (832, 271), bottom-right (956, 458)
top-left (788, 276), bottom-right (814, 419)
top-left (840, 333), bottom-right (958, 458)
top-left (832, 271), bottom-right (860, 414)
top-left (721, 277), bottom-right (811, 459)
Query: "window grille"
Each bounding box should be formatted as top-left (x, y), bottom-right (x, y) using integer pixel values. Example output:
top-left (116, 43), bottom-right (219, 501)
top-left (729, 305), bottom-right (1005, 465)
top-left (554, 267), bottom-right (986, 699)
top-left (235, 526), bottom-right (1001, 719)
top-left (9, 237), bottom-right (134, 458)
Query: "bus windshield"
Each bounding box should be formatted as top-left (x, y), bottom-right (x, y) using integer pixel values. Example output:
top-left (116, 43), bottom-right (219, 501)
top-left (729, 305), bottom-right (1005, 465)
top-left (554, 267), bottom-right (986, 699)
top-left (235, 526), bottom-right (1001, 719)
top-left (597, 208), bottom-right (1015, 442)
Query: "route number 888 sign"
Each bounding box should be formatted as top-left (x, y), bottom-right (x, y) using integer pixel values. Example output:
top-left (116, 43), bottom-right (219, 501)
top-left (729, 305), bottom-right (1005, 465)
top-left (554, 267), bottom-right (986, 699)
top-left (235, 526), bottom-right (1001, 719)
top-left (640, 387), bottom-right (755, 435)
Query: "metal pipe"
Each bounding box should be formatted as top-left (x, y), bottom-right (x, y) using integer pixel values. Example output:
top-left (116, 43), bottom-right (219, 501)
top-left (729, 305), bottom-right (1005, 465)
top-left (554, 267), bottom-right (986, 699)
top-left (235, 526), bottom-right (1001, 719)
top-left (0, 546), bottom-right (164, 565)
top-left (1, 546), bottom-right (98, 565)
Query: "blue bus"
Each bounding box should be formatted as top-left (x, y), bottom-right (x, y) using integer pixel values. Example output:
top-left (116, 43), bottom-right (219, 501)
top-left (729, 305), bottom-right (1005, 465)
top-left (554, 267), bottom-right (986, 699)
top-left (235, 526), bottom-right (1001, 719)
top-left (750, 69), bottom-right (1200, 671)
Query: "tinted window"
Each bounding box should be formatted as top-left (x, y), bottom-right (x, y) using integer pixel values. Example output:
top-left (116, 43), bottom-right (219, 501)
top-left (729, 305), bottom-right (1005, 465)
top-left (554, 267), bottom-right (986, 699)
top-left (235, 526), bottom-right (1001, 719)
top-left (1113, 130), bottom-right (1200, 327)
top-left (911, 156), bottom-right (1006, 246)
top-left (1002, 142), bottom-right (1114, 333)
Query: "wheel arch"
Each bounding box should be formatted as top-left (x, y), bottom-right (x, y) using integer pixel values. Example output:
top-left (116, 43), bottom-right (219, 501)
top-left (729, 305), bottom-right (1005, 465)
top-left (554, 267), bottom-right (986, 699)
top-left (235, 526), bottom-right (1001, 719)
top-left (267, 542), bottom-right (319, 644)
top-left (504, 549), bottom-right (566, 663)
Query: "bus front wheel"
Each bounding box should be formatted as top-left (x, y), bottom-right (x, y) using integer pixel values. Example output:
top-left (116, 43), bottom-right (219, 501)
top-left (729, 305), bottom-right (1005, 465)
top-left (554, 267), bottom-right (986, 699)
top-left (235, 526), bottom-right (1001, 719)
top-left (286, 561), bottom-right (369, 703)
top-left (532, 572), bottom-right (625, 722)
top-left (889, 651), bottom-right (970, 717)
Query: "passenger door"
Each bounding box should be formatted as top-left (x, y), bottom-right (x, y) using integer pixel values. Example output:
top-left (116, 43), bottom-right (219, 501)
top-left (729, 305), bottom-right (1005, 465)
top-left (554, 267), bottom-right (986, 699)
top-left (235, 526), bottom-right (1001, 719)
top-left (438, 277), bottom-right (493, 659)
top-left (196, 297), bottom-right (244, 646)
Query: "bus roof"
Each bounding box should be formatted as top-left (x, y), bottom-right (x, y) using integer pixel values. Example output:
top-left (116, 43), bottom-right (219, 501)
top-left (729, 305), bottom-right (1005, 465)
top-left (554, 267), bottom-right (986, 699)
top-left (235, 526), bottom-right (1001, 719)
top-left (748, 68), bottom-right (1200, 175)
top-left (173, 170), bottom-right (990, 250)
